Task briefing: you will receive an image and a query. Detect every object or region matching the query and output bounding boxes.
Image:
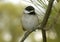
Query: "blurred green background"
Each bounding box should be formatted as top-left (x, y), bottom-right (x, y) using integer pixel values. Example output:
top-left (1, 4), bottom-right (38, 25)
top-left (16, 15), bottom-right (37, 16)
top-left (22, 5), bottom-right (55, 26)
top-left (0, 0), bottom-right (60, 42)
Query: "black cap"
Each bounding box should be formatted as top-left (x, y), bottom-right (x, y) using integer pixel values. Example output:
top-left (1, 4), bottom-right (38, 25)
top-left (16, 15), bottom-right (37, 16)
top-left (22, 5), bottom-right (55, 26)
top-left (25, 6), bottom-right (34, 11)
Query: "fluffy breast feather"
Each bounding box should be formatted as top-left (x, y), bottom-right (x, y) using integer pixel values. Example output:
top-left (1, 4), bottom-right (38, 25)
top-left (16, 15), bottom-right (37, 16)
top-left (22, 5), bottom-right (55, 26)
top-left (21, 14), bottom-right (39, 31)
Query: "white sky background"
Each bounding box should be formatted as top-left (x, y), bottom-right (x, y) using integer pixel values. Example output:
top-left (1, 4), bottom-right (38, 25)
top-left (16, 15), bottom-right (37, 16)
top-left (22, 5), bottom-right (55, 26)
top-left (1, 0), bottom-right (23, 4)
top-left (0, 0), bottom-right (33, 5)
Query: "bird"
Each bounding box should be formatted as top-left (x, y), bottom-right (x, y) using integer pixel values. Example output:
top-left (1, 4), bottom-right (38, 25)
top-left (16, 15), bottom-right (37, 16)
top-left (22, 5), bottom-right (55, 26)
top-left (21, 6), bottom-right (39, 31)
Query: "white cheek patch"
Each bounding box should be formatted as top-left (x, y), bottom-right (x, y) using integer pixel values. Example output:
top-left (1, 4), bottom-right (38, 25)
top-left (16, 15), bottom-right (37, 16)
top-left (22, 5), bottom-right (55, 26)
top-left (24, 10), bottom-right (30, 14)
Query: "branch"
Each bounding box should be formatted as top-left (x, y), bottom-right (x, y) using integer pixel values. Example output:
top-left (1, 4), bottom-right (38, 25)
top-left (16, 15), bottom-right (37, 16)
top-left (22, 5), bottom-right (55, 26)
top-left (20, 0), bottom-right (54, 42)
top-left (20, 25), bottom-right (41, 42)
top-left (41, 0), bottom-right (54, 42)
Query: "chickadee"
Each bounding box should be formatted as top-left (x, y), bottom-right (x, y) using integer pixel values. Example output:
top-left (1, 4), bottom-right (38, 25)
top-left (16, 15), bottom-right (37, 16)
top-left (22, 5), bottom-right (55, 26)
top-left (21, 6), bottom-right (39, 31)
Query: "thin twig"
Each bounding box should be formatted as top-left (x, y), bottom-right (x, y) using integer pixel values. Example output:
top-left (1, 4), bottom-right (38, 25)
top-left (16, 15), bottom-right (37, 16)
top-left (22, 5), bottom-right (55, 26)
top-left (20, 25), bottom-right (41, 42)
